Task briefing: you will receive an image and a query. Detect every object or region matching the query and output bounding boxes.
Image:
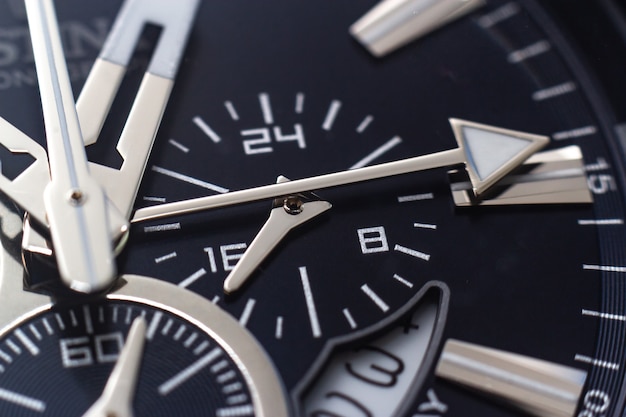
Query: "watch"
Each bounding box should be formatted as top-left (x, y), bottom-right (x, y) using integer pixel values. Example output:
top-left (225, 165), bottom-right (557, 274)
top-left (0, 0), bottom-right (624, 416)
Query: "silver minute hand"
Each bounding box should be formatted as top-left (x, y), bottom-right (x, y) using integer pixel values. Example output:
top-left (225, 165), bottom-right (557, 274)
top-left (25, 0), bottom-right (122, 292)
top-left (132, 119), bottom-right (549, 223)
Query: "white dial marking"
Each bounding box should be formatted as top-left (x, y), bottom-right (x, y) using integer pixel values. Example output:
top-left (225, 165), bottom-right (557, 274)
top-left (578, 219), bottom-right (623, 226)
top-left (0, 388), bottom-right (46, 413)
top-left (350, 136), bottom-right (403, 169)
top-left (146, 311), bottom-right (163, 341)
top-left (143, 223), bottom-right (181, 233)
top-left (193, 116), bottom-right (222, 143)
top-left (299, 267), bottom-right (322, 338)
top-left (216, 404), bottom-right (255, 417)
top-left (159, 347), bottom-right (223, 396)
top-left (398, 193), bottom-right (434, 203)
top-left (342, 308), bottom-right (357, 329)
top-left (507, 40), bottom-right (551, 63)
top-left (583, 264), bottom-right (626, 273)
top-left (295, 93), bottom-right (305, 114)
top-left (361, 284), bottom-right (389, 312)
top-left (14, 330), bottom-right (39, 356)
top-left (574, 354), bottom-right (619, 371)
top-left (532, 82), bottom-right (577, 101)
top-left (477, 2), bottom-right (520, 28)
top-left (155, 252), bottom-right (177, 263)
top-left (275, 317), bottom-right (283, 340)
top-left (259, 93), bottom-right (274, 125)
top-left (224, 101), bottom-right (239, 121)
top-left (394, 244), bottom-right (430, 261)
top-left (143, 196), bottom-right (167, 203)
top-left (356, 115), bottom-right (374, 133)
top-left (83, 305), bottom-right (94, 334)
top-left (168, 138), bottom-right (189, 153)
top-left (152, 166), bottom-right (229, 194)
top-left (322, 100), bottom-right (342, 131)
top-left (239, 299), bottom-right (257, 327)
top-left (178, 268), bottom-right (208, 289)
top-left (553, 125), bottom-right (598, 141)
top-left (582, 309), bottom-right (626, 322)
top-left (392, 274), bottom-right (414, 288)
top-left (414, 222), bottom-right (437, 230)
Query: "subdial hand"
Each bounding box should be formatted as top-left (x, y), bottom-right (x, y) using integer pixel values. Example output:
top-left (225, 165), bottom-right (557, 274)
top-left (224, 176), bottom-right (332, 294)
top-left (82, 316), bottom-right (147, 417)
top-left (133, 119), bottom-right (549, 223)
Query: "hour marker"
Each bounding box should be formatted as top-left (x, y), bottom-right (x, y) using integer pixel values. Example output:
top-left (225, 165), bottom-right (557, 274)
top-left (152, 166), bottom-right (230, 194)
top-left (395, 244), bottom-right (430, 261)
top-left (0, 350), bottom-right (11, 363)
top-left (112, 307), bottom-right (119, 324)
top-left (574, 354), bottom-right (619, 371)
top-left (583, 264), bottom-right (626, 273)
top-left (398, 193), bottom-right (434, 203)
top-left (350, 136), bottom-right (403, 169)
top-left (98, 307), bottom-right (105, 324)
top-left (477, 2), bottom-right (520, 28)
top-left (356, 115), bottom-right (374, 133)
top-left (585, 158), bottom-right (609, 172)
top-left (193, 116), bottom-right (222, 143)
top-left (162, 319), bottom-right (174, 336)
top-left (437, 340), bottom-right (587, 417)
top-left (259, 93), bottom-right (274, 125)
top-left (0, 388), bottom-right (46, 413)
top-left (300, 266), bottom-right (322, 338)
top-left (351, 0), bottom-right (486, 57)
top-left (275, 317), bottom-right (283, 339)
top-left (582, 309), bottom-right (626, 321)
top-left (143, 223), bottom-right (181, 233)
top-left (6, 340), bottom-right (21, 355)
top-left (42, 319), bottom-right (53, 335)
top-left (194, 341), bottom-right (210, 356)
top-left (322, 100), bottom-right (342, 131)
top-left (507, 40), bottom-right (551, 63)
top-left (125, 308), bottom-right (133, 325)
top-left (414, 222), bottom-right (437, 230)
top-left (211, 360), bottom-right (229, 374)
top-left (155, 252), bottom-right (177, 263)
top-left (223, 382), bottom-right (243, 395)
top-left (532, 82), bottom-right (577, 101)
top-left (184, 333), bottom-right (198, 348)
top-left (14, 330), bottom-right (39, 356)
top-left (217, 370), bottom-right (236, 383)
top-left (553, 125), bottom-right (597, 141)
top-left (361, 284), bottom-right (390, 312)
top-left (295, 93), bottom-right (305, 114)
top-left (239, 299), bottom-right (257, 327)
top-left (69, 310), bottom-right (78, 327)
top-left (28, 324), bottom-right (42, 341)
top-left (227, 394), bottom-right (249, 405)
top-left (179, 268), bottom-right (208, 288)
top-left (393, 274), bottom-right (414, 288)
top-left (159, 347), bottom-right (223, 395)
top-left (147, 312), bottom-right (163, 340)
top-left (55, 313), bottom-right (65, 330)
top-left (578, 219), bottom-right (623, 226)
top-left (216, 404), bottom-right (255, 417)
top-left (168, 138), bottom-right (189, 153)
top-left (83, 306), bottom-right (93, 334)
top-left (174, 325), bottom-right (187, 341)
top-left (342, 308), bottom-right (357, 329)
top-left (143, 196), bottom-right (167, 203)
top-left (224, 101), bottom-right (239, 121)
top-left (211, 296), bottom-right (221, 304)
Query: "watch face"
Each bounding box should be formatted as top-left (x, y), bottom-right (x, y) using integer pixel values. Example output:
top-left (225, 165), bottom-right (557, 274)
top-left (0, 0), bottom-right (624, 416)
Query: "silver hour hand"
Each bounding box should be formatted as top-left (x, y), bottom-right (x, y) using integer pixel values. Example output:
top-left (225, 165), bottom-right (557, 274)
top-left (25, 0), bottom-right (123, 292)
top-left (224, 177), bottom-right (332, 294)
top-left (78, 0), bottom-right (200, 219)
top-left (83, 317), bottom-right (147, 417)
